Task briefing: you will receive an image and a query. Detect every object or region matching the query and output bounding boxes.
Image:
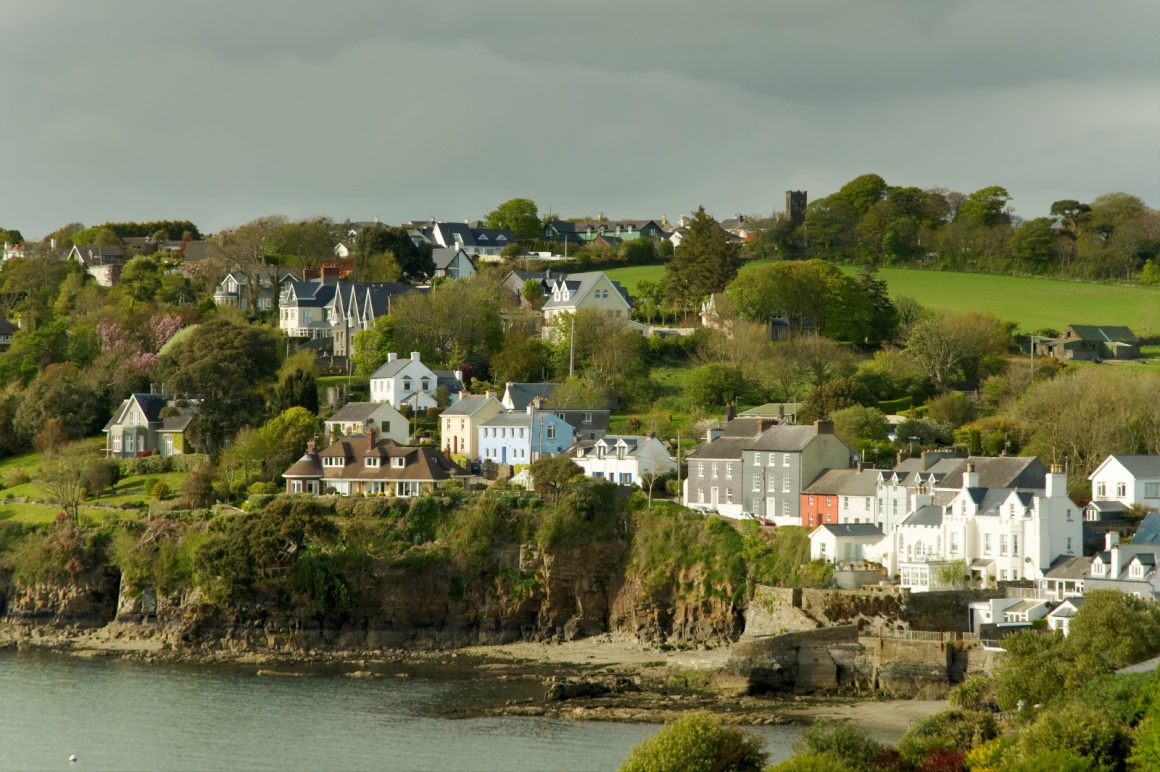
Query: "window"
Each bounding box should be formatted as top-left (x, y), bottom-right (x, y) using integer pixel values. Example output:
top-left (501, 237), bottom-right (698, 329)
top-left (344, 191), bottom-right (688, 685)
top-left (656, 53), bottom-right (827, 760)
top-left (698, 462), bottom-right (705, 477)
top-left (519, 428), bottom-right (524, 439)
top-left (826, 496), bottom-right (832, 507)
top-left (1097, 482), bottom-right (1107, 497)
top-left (725, 463), bottom-right (733, 479)
top-left (163, 435), bottom-right (174, 455)
top-left (617, 447), bottom-right (626, 460)
top-left (1131, 562), bottom-right (1144, 578)
top-left (949, 532), bottom-right (959, 554)
top-left (782, 500), bottom-right (789, 518)
top-left (1117, 482), bottom-right (1127, 497)
top-left (1012, 535), bottom-right (1019, 555)
top-left (892, 500), bottom-right (898, 516)
top-left (365, 457), bottom-right (379, 468)
top-left (112, 436), bottom-right (122, 453)
top-left (582, 413), bottom-right (592, 423)
top-left (752, 476), bottom-right (761, 492)
top-left (767, 474), bottom-right (776, 492)
top-left (1066, 508), bottom-right (1073, 521)
top-left (1008, 504), bottom-right (1014, 518)
top-left (782, 454), bottom-right (791, 466)
top-left (1147, 483), bottom-right (1160, 498)
top-left (1092, 560), bottom-right (1105, 576)
top-left (711, 463), bottom-right (718, 479)
top-left (808, 494), bottom-right (814, 505)
top-left (596, 446), bottom-right (605, 459)
top-left (546, 424), bottom-right (556, 440)
top-left (421, 379), bottom-right (430, 391)
top-left (1000, 535), bottom-right (1008, 556)
top-left (843, 497), bottom-right (849, 510)
top-left (403, 379), bottom-right (412, 392)
top-left (698, 488), bottom-right (705, 503)
top-left (290, 480), bottom-right (302, 493)
top-left (726, 489), bottom-right (733, 504)
top-left (391, 457), bottom-right (404, 468)
top-left (984, 533), bottom-right (992, 554)
top-left (130, 410), bottom-right (141, 426)
top-left (768, 453), bottom-right (776, 466)
top-left (1067, 537), bottom-right (1073, 553)
top-left (782, 477), bottom-right (791, 493)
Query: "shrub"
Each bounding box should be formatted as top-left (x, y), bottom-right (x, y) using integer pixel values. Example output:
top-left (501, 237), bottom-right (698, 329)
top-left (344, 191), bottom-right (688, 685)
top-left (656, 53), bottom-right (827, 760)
top-left (86, 458), bottom-right (121, 497)
top-left (619, 712), bottom-right (766, 772)
top-left (248, 481), bottom-right (279, 496)
top-left (1009, 703), bottom-right (1130, 770)
top-left (948, 675), bottom-right (993, 710)
top-left (896, 709), bottom-right (998, 763)
top-left (150, 482), bottom-right (171, 500)
top-left (797, 720), bottom-right (885, 769)
top-left (4, 468), bottom-right (30, 488)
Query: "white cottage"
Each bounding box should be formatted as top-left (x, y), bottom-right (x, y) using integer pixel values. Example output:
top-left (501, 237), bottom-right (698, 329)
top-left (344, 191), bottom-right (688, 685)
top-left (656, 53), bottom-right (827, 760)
top-left (369, 352), bottom-right (439, 411)
top-left (567, 435), bottom-right (675, 486)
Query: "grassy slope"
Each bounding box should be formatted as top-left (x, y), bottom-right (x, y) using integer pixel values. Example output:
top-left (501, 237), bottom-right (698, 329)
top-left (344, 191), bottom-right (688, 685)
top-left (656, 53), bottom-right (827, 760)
top-left (605, 263), bottom-right (1160, 332)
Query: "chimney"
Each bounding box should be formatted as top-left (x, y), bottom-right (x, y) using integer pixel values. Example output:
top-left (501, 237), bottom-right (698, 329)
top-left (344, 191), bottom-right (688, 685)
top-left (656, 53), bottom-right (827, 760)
top-left (1045, 463), bottom-right (1067, 498)
top-left (645, 431), bottom-right (655, 439)
top-left (758, 419), bottom-right (776, 432)
top-left (410, 351), bottom-right (421, 361)
top-left (723, 401), bottom-right (736, 423)
top-left (1106, 532), bottom-right (1120, 551)
top-left (963, 462), bottom-right (979, 489)
top-left (455, 370), bottom-right (464, 384)
top-left (1112, 542), bottom-right (1122, 578)
top-left (459, 389), bottom-right (470, 399)
top-left (485, 389), bottom-right (495, 399)
top-left (306, 437), bottom-right (316, 454)
top-left (814, 419), bottom-right (834, 435)
top-left (387, 353), bottom-right (397, 362)
top-left (366, 427), bottom-right (377, 452)
top-left (531, 395), bottom-right (543, 409)
top-left (706, 427), bottom-right (724, 443)
top-left (526, 403), bottom-right (535, 416)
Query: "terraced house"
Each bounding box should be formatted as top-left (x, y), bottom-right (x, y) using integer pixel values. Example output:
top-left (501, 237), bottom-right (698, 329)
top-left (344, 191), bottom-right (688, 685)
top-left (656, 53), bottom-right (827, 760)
top-left (282, 434), bottom-right (466, 496)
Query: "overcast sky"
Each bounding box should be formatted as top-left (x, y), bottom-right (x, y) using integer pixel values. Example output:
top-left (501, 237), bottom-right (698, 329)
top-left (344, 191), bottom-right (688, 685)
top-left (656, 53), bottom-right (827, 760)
top-left (2, 0), bottom-right (1156, 239)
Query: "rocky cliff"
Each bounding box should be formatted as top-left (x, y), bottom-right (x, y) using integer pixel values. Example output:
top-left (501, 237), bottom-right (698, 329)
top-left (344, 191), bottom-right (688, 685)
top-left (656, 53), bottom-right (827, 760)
top-left (1, 539), bottom-right (748, 654)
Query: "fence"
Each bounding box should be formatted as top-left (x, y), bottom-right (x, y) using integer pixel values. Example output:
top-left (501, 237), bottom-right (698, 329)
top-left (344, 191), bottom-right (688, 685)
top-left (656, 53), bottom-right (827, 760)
top-left (876, 629), bottom-right (981, 645)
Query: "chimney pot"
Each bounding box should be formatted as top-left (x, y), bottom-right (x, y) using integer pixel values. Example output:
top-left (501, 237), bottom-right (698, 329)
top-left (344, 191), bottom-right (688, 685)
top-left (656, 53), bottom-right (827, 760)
top-left (815, 419), bottom-right (834, 434)
top-left (410, 351), bottom-right (421, 361)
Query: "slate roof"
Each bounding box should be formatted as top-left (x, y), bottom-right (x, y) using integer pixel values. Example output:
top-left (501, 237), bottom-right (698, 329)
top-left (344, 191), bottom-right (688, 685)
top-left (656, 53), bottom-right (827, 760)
top-left (0, 317), bottom-right (17, 336)
top-left (901, 505), bottom-right (945, 527)
top-left (441, 395), bottom-right (501, 417)
top-left (719, 418), bottom-right (772, 438)
top-left (284, 450), bottom-right (323, 478)
top-left (542, 272), bottom-right (632, 310)
top-left (747, 424), bottom-right (825, 453)
top-left (504, 382), bottom-right (558, 410)
top-left (103, 394), bottom-right (196, 433)
top-left (814, 523), bottom-right (884, 538)
top-left (931, 456), bottom-right (1047, 490)
top-left (685, 436), bottom-right (750, 461)
top-left (315, 436), bottom-right (465, 482)
top-left (803, 468), bottom-right (861, 495)
top-left (1133, 513), bottom-right (1160, 545)
top-left (1066, 324), bottom-right (1137, 343)
top-left (1043, 555), bottom-right (1091, 580)
top-left (326, 402), bottom-right (388, 424)
top-left (1103, 455), bottom-right (1160, 479)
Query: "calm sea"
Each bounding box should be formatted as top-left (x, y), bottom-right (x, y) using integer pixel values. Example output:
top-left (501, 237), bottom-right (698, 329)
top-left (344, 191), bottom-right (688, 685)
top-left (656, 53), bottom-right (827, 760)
top-left (0, 652), bottom-right (799, 771)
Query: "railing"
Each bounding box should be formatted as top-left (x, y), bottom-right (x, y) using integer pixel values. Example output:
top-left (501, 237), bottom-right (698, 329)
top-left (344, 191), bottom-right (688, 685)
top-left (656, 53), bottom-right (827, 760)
top-left (1005, 587), bottom-right (1046, 600)
top-left (876, 629), bottom-right (981, 645)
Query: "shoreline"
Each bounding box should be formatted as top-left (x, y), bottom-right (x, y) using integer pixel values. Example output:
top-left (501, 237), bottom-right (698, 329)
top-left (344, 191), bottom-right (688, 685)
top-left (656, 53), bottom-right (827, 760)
top-left (0, 624), bottom-right (944, 742)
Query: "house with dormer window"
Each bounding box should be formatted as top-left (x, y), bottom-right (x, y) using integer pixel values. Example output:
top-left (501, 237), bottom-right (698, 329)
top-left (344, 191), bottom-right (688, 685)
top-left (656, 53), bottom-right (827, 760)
top-left (369, 352), bottom-right (440, 411)
top-left (282, 432), bottom-right (466, 497)
top-left (1083, 532), bottom-right (1160, 599)
top-left (566, 434), bottom-right (675, 486)
top-left (540, 272), bottom-right (637, 342)
top-left (1089, 455), bottom-right (1160, 513)
top-left (477, 406), bottom-right (573, 466)
top-left (103, 393), bottom-right (198, 458)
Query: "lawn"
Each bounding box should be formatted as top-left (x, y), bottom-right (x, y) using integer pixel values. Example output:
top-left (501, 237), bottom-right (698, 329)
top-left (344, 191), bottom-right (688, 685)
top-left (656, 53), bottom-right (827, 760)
top-left (605, 263), bottom-right (1160, 333)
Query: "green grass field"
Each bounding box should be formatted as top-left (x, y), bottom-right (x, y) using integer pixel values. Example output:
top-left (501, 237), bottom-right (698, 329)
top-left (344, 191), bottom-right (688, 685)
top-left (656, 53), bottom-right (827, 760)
top-left (605, 263), bottom-right (1160, 333)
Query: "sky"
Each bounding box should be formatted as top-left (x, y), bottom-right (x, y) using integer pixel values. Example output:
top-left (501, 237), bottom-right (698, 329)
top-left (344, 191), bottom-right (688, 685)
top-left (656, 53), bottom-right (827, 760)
top-left (1, 0), bottom-right (1156, 239)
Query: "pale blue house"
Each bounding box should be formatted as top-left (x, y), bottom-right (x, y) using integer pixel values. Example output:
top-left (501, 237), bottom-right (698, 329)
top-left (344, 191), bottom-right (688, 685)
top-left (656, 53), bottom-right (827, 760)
top-left (478, 408), bottom-right (574, 466)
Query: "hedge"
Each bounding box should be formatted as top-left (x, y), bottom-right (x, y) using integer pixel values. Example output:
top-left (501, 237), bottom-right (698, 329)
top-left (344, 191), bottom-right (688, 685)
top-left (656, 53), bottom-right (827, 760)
top-left (119, 453), bottom-right (210, 476)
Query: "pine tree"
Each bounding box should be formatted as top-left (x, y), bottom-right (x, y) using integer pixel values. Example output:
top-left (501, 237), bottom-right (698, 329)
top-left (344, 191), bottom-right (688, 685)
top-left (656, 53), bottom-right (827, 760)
top-left (663, 207), bottom-right (741, 314)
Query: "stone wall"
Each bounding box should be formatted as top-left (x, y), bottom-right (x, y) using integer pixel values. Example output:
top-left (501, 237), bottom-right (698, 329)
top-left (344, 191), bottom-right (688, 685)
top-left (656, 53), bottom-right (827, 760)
top-left (742, 586), bottom-right (818, 637)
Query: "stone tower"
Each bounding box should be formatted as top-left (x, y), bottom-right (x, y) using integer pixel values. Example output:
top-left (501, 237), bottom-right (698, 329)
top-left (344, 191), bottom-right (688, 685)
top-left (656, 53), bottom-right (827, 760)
top-left (785, 190), bottom-right (807, 226)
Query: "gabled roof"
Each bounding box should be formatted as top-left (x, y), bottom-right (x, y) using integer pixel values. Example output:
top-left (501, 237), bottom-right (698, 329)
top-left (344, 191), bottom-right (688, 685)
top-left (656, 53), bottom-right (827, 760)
top-left (370, 356), bottom-right (435, 380)
top-left (1044, 555), bottom-right (1091, 580)
top-left (314, 436), bottom-right (466, 481)
top-left (504, 382), bottom-right (558, 410)
top-left (746, 424), bottom-right (826, 453)
top-left (542, 272), bottom-right (631, 310)
top-left (803, 468), bottom-right (860, 495)
top-left (1133, 513), bottom-right (1160, 545)
top-left (933, 457), bottom-right (1047, 490)
top-left (326, 402), bottom-right (398, 424)
top-left (813, 523), bottom-right (884, 539)
top-left (1065, 324), bottom-right (1137, 343)
top-left (684, 436), bottom-right (750, 461)
top-left (719, 418), bottom-right (772, 438)
top-left (901, 504), bottom-right (944, 527)
top-left (1094, 455), bottom-right (1160, 480)
top-left (440, 394), bottom-right (501, 417)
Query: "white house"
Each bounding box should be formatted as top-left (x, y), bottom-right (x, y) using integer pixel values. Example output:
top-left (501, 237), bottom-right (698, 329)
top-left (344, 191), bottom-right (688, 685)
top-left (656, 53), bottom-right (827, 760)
top-left (568, 434), bottom-right (676, 486)
top-left (1089, 455), bottom-right (1160, 511)
top-left (68, 244), bottom-right (124, 286)
top-left (369, 352), bottom-right (439, 411)
top-left (867, 463), bottom-right (1082, 592)
top-left (540, 272), bottom-right (636, 341)
top-left (808, 523), bottom-right (885, 564)
top-left (1045, 597), bottom-right (1085, 635)
top-left (477, 407), bottom-right (574, 467)
top-left (323, 401), bottom-right (410, 445)
top-left (431, 246), bottom-right (476, 280)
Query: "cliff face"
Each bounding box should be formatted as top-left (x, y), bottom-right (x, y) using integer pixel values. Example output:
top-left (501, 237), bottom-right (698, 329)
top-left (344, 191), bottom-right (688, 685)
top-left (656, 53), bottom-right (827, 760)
top-left (1, 540), bottom-right (747, 653)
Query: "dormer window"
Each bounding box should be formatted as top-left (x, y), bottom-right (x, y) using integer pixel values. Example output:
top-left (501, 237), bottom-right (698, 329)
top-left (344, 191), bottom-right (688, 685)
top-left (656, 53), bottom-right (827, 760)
top-left (403, 379), bottom-right (412, 392)
top-left (391, 457), bottom-right (405, 468)
top-left (617, 447), bottom-right (627, 460)
top-left (365, 457), bottom-right (380, 468)
top-left (1092, 560), bottom-right (1105, 576)
top-left (421, 379), bottom-right (430, 391)
top-left (596, 446), bottom-right (606, 459)
top-left (1131, 561), bottom-right (1144, 579)
top-left (576, 449), bottom-right (583, 458)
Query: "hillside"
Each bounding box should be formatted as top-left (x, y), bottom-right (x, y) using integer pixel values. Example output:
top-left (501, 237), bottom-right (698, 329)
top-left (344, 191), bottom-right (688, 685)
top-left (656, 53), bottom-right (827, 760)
top-left (605, 263), bottom-right (1160, 332)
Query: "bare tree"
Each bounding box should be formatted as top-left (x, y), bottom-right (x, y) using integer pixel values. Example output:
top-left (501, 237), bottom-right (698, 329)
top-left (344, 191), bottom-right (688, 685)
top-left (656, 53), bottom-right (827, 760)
top-left (40, 442), bottom-right (91, 524)
top-left (211, 215), bottom-right (287, 316)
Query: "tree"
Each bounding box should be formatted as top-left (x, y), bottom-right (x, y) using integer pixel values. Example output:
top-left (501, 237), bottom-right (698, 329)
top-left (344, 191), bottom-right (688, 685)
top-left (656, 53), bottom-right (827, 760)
top-left (484, 198), bottom-right (540, 240)
top-left (521, 278), bottom-right (544, 309)
top-left (957, 186), bottom-right (1011, 228)
top-left (270, 367), bottom-right (319, 416)
top-left (351, 314), bottom-right (399, 377)
top-left (799, 377), bottom-right (874, 423)
top-left (1141, 259), bottom-right (1160, 284)
top-left (830, 406), bottom-right (888, 444)
top-left (803, 197), bottom-right (859, 258)
top-left (529, 454), bottom-right (582, 501)
top-left (265, 217), bottom-right (340, 267)
top-left (40, 442), bottom-right (91, 524)
top-left (1050, 199), bottom-right (1092, 239)
top-left (183, 460), bottom-right (217, 508)
top-left (551, 308), bottom-right (642, 389)
top-left (14, 363), bottom-right (104, 445)
top-left (259, 407), bottom-right (321, 481)
top-left (353, 223), bottom-right (433, 283)
top-left (490, 329), bottom-right (552, 385)
top-left (664, 207), bottom-right (742, 312)
top-left (858, 267), bottom-right (898, 344)
top-left (688, 363), bottom-right (748, 407)
top-left (154, 319), bottom-right (281, 452)
top-left (1008, 217), bottom-right (1058, 270)
top-left (211, 216), bottom-right (286, 316)
top-left (118, 255), bottom-right (165, 306)
top-left (903, 311), bottom-right (1011, 389)
top-left (619, 712), bottom-right (767, 772)
top-left (834, 173), bottom-right (889, 215)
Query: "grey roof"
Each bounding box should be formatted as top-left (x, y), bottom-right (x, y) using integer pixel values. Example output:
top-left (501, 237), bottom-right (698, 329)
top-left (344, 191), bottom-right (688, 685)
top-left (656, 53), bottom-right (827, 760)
top-left (1048, 597), bottom-right (1085, 619)
top-left (1088, 500), bottom-right (1130, 513)
top-left (746, 424), bottom-right (824, 453)
top-left (542, 272), bottom-right (631, 309)
top-left (901, 504), bottom-right (945, 527)
top-left (504, 383), bottom-right (558, 409)
top-left (0, 317), bottom-right (17, 335)
top-left (1103, 455), bottom-right (1160, 479)
top-left (440, 395), bottom-right (500, 417)
top-left (815, 523), bottom-right (884, 539)
top-left (549, 408), bottom-right (611, 434)
top-left (837, 469), bottom-right (881, 497)
top-left (738, 402), bottom-right (800, 418)
top-left (1003, 600), bottom-right (1044, 615)
top-left (369, 355), bottom-right (434, 380)
top-left (480, 412), bottom-right (535, 428)
top-left (685, 436), bottom-right (750, 461)
top-left (1133, 513), bottom-right (1160, 545)
top-left (1044, 555), bottom-right (1091, 580)
top-left (326, 402), bottom-right (388, 424)
top-left (803, 468), bottom-right (860, 494)
top-left (1065, 324), bottom-right (1137, 344)
top-left (933, 457), bottom-right (1048, 490)
top-left (431, 246), bottom-right (469, 270)
top-left (719, 418), bottom-right (772, 438)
